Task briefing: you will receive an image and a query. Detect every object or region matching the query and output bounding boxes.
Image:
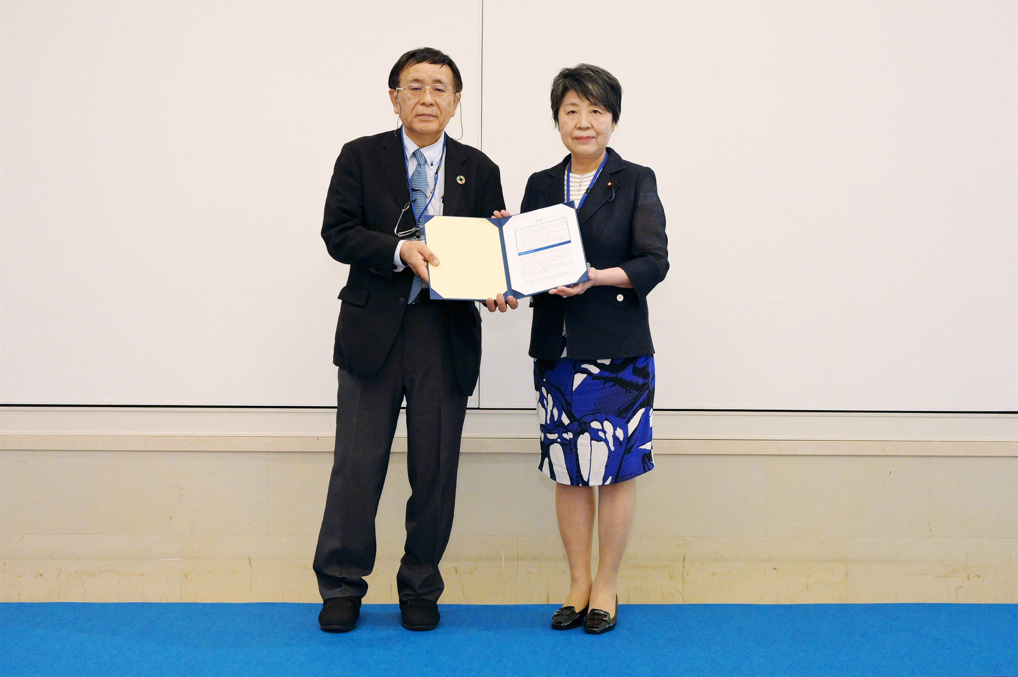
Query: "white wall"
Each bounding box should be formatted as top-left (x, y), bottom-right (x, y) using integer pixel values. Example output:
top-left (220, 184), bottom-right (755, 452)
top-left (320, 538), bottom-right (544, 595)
top-left (2, 0), bottom-right (1016, 412)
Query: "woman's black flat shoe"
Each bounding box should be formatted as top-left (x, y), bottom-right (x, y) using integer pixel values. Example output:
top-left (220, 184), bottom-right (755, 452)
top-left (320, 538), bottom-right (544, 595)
top-left (584, 600), bottom-right (618, 634)
top-left (551, 605), bottom-right (588, 630)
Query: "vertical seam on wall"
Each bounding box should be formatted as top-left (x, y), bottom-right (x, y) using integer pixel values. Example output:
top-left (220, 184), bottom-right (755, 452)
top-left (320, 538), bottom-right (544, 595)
top-left (479, 0), bottom-right (484, 150)
top-left (475, 0), bottom-right (485, 409)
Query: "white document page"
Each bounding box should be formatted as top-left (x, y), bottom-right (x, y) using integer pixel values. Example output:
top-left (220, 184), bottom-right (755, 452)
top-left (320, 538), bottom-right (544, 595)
top-left (502, 203), bottom-right (586, 296)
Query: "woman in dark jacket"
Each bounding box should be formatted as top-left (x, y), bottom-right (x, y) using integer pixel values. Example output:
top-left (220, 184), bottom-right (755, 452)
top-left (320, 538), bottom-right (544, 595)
top-left (517, 64), bottom-right (668, 634)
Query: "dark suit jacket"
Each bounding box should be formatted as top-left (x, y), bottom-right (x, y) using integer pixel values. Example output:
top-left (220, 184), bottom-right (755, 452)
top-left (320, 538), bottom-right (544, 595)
top-left (322, 130), bottom-right (505, 395)
top-left (521, 148), bottom-right (668, 361)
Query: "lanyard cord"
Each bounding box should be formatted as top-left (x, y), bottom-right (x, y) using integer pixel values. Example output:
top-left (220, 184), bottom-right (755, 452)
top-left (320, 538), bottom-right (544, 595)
top-left (566, 152), bottom-right (609, 210)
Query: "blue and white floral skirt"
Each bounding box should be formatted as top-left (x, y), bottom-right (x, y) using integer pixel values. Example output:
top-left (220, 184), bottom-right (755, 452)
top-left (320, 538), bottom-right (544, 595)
top-left (535, 355), bottom-right (655, 486)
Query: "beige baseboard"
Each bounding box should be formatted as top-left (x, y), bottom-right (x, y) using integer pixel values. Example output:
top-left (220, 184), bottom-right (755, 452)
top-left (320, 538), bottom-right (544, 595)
top-left (2, 408), bottom-right (1015, 604)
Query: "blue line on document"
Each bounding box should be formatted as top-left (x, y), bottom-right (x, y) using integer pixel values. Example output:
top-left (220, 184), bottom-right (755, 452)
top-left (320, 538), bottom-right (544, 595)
top-left (518, 240), bottom-right (569, 256)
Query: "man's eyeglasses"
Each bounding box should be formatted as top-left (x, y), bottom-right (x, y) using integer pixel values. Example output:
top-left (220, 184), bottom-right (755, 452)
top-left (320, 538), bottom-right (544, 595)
top-left (395, 83), bottom-right (457, 100)
top-left (394, 201), bottom-right (423, 238)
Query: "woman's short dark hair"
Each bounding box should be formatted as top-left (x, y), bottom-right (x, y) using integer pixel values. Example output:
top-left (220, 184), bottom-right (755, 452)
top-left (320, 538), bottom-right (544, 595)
top-left (388, 47), bottom-right (463, 93)
top-left (550, 64), bottom-right (622, 124)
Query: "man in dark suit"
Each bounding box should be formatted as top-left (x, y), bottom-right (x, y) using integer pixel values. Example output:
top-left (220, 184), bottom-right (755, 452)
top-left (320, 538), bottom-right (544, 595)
top-left (313, 47), bottom-right (509, 633)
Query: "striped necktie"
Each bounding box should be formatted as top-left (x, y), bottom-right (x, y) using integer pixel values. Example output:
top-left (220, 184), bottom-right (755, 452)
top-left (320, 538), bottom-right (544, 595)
top-left (407, 148), bottom-right (429, 304)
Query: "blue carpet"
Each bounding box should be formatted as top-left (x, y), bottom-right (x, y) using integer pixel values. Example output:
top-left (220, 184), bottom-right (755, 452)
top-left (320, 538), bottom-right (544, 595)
top-left (1, 603), bottom-right (1016, 676)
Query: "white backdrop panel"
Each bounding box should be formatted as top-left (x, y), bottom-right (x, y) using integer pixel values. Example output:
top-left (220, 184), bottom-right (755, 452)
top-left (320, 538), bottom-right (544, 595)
top-left (479, 0), bottom-right (1017, 411)
top-left (1, 0), bottom-right (482, 405)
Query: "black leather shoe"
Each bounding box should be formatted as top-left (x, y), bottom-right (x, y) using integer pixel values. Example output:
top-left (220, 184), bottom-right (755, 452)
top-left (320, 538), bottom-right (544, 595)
top-left (584, 598), bottom-right (618, 635)
top-left (551, 605), bottom-right (588, 630)
top-left (400, 598), bottom-right (440, 631)
top-left (319, 596), bottom-right (361, 633)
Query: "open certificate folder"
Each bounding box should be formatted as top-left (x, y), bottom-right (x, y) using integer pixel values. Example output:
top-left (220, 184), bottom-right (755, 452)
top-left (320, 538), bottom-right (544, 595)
top-left (422, 203), bottom-right (589, 301)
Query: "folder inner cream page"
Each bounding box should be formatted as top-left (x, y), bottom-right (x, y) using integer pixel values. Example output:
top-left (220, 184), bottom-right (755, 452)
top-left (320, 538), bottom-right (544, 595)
top-left (425, 216), bottom-right (506, 300)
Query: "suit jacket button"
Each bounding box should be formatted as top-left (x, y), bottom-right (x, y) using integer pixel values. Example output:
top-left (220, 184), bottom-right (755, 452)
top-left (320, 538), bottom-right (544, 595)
top-left (616, 293), bottom-right (624, 302)
top-left (399, 298), bottom-right (406, 305)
